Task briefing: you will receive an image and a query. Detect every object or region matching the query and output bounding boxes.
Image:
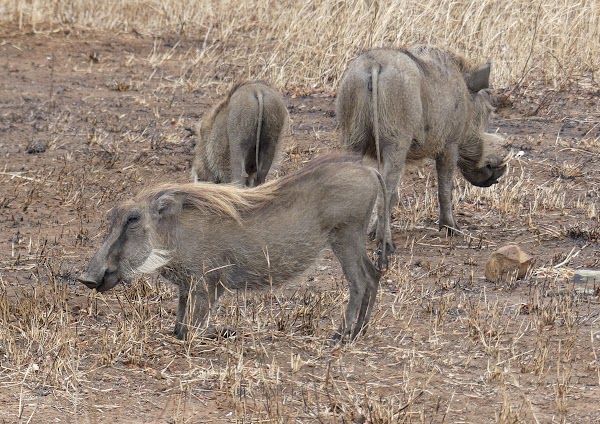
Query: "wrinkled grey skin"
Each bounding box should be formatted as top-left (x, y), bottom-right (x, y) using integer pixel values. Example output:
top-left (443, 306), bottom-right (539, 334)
top-left (336, 46), bottom-right (507, 246)
top-left (191, 81), bottom-right (288, 187)
top-left (79, 155), bottom-right (389, 343)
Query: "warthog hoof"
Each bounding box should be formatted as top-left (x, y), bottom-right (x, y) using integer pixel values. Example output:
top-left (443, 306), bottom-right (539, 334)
top-left (376, 242), bottom-right (391, 272)
top-left (329, 332), bottom-right (344, 346)
top-left (215, 325), bottom-right (237, 339)
top-left (174, 323), bottom-right (237, 341)
top-left (329, 326), bottom-right (368, 345)
top-left (440, 223), bottom-right (460, 236)
top-left (174, 322), bottom-right (187, 340)
top-left (439, 217), bottom-right (460, 236)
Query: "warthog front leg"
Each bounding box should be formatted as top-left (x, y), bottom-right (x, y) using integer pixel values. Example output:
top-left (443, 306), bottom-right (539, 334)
top-left (435, 143), bottom-right (459, 234)
top-left (174, 275), bottom-right (227, 340)
top-left (175, 286), bottom-right (190, 338)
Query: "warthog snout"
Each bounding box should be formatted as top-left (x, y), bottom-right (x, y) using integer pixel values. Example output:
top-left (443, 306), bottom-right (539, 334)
top-left (77, 273), bottom-right (99, 289)
top-left (78, 246), bottom-right (123, 292)
top-left (460, 156), bottom-right (507, 188)
top-left (77, 269), bottom-right (119, 292)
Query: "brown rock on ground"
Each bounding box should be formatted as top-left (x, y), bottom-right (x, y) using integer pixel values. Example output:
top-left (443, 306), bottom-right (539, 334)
top-left (485, 244), bottom-right (533, 283)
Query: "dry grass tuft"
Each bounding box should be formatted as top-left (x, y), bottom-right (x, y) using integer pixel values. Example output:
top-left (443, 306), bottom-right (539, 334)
top-left (565, 224), bottom-right (600, 242)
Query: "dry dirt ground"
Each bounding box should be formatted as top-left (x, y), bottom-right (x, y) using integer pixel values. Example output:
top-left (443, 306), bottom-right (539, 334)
top-left (1, 31), bottom-right (599, 423)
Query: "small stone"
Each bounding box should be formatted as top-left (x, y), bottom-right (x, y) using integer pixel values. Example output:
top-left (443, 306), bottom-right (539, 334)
top-left (89, 51), bottom-right (100, 63)
top-left (26, 141), bottom-right (47, 154)
top-left (485, 244), bottom-right (533, 283)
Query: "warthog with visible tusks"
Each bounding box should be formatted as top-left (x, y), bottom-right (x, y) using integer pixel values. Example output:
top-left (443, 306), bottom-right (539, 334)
top-left (191, 81), bottom-right (288, 187)
top-left (337, 46), bottom-right (507, 247)
top-left (79, 155), bottom-right (389, 342)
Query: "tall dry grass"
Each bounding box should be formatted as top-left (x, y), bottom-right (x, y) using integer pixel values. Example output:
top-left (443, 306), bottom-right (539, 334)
top-left (2, 0), bottom-right (598, 91)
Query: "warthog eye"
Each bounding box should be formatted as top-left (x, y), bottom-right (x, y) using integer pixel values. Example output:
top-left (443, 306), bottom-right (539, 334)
top-left (126, 212), bottom-right (141, 226)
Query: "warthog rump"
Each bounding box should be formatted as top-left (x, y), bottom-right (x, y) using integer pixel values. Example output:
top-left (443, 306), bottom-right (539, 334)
top-left (337, 46), bottom-right (507, 246)
top-left (191, 81), bottom-right (288, 187)
top-left (79, 155), bottom-right (389, 342)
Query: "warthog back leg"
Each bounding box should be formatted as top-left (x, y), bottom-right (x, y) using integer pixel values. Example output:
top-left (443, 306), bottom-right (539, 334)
top-left (256, 142), bottom-right (276, 185)
top-left (351, 256), bottom-right (381, 339)
top-left (191, 155), bottom-right (210, 184)
top-left (329, 226), bottom-right (377, 342)
top-left (229, 147), bottom-right (250, 186)
top-left (375, 143), bottom-right (408, 253)
top-left (435, 143), bottom-right (459, 233)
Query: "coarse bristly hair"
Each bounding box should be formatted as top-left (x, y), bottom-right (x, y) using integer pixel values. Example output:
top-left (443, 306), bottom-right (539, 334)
top-left (141, 154), bottom-right (364, 223)
top-left (138, 182), bottom-right (274, 224)
top-left (134, 248), bottom-right (173, 274)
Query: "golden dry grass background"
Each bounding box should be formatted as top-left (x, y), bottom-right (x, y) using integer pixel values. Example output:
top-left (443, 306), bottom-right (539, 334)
top-left (3, 0), bottom-right (599, 90)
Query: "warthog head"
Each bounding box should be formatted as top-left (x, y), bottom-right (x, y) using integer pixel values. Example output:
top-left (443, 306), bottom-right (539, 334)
top-left (78, 198), bottom-right (173, 292)
top-left (458, 65), bottom-right (507, 187)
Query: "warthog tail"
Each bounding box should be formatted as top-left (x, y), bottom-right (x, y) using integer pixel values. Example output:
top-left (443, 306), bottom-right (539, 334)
top-left (371, 64), bottom-right (382, 173)
top-left (368, 64), bottom-right (388, 271)
top-left (255, 91), bottom-right (264, 183)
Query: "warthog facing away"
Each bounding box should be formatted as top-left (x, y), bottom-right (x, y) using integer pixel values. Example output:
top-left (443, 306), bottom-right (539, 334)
top-left (191, 81), bottom-right (287, 187)
top-left (337, 46), bottom-right (507, 246)
top-left (79, 155), bottom-right (389, 342)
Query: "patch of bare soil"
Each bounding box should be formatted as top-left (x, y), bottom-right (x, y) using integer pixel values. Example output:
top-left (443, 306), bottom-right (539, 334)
top-left (0, 31), bottom-right (599, 423)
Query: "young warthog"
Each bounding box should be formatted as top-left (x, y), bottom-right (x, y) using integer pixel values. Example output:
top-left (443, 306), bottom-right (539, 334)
top-left (79, 155), bottom-right (389, 342)
top-left (337, 46), bottom-right (507, 247)
top-left (191, 81), bottom-right (287, 187)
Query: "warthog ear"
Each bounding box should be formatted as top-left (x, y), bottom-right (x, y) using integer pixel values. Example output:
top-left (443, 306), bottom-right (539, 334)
top-left (151, 192), bottom-right (182, 220)
top-left (466, 63), bottom-right (491, 92)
